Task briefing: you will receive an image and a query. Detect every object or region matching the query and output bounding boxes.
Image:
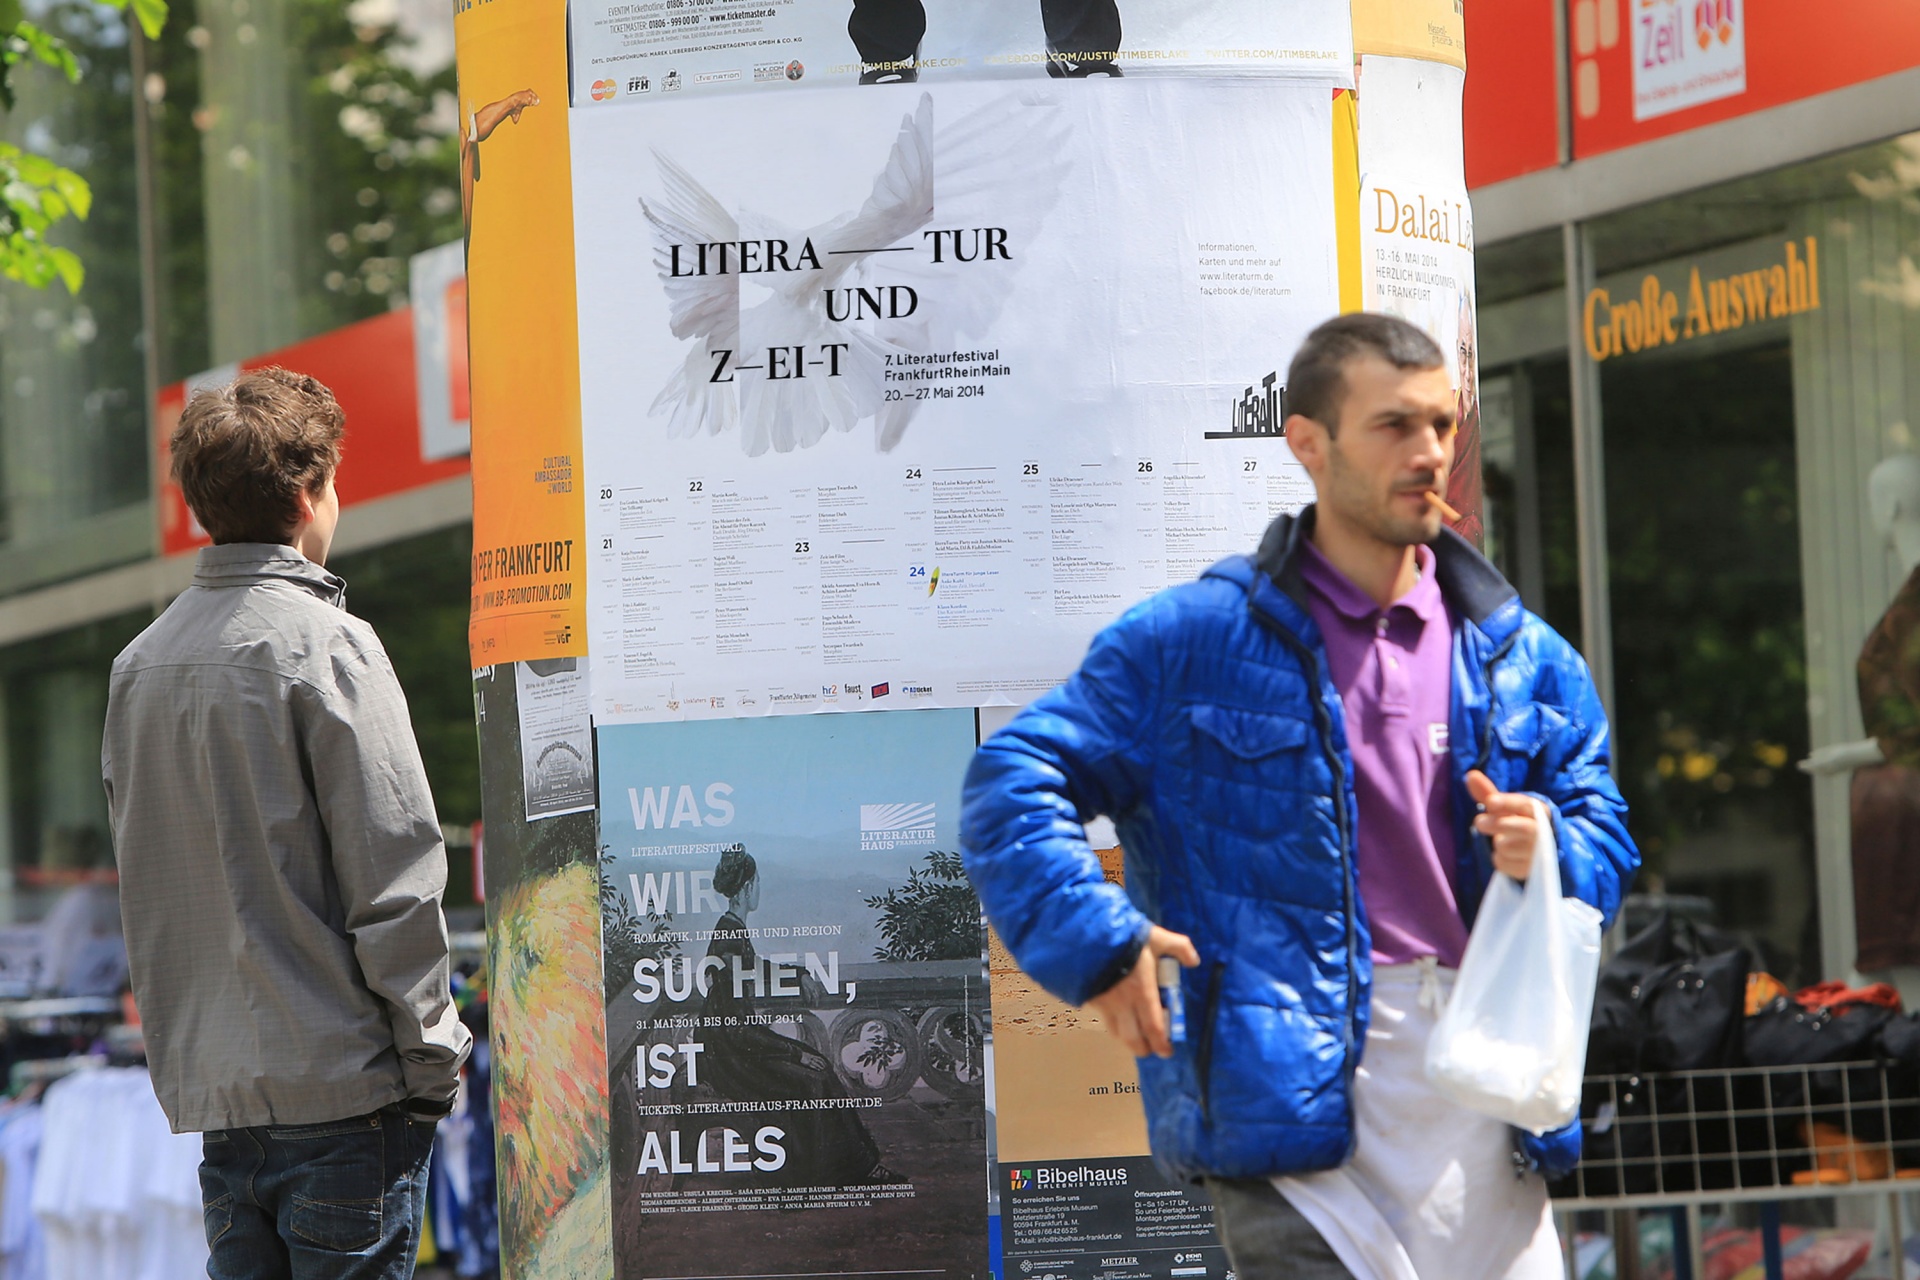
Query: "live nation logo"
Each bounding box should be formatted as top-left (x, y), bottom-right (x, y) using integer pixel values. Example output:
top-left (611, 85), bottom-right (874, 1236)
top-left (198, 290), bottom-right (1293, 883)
top-left (1206, 372), bottom-right (1285, 439)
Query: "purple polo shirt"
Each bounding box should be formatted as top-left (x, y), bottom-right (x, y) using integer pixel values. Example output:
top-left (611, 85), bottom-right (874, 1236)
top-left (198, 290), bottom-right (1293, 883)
top-left (1299, 541), bottom-right (1468, 968)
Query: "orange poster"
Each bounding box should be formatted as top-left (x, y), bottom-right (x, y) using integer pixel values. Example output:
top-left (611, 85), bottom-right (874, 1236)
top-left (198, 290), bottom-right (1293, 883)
top-left (458, 0), bottom-right (588, 665)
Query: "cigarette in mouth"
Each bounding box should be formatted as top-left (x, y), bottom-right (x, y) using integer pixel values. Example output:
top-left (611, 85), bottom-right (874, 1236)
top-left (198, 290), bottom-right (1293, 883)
top-left (1423, 490), bottom-right (1463, 522)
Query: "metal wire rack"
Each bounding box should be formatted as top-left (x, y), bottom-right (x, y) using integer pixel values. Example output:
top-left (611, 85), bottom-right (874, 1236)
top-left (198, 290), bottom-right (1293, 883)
top-left (1550, 1060), bottom-right (1920, 1208)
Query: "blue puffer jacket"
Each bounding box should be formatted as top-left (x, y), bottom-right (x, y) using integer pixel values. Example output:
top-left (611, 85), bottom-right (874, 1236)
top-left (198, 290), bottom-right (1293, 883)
top-left (960, 509), bottom-right (1638, 1184)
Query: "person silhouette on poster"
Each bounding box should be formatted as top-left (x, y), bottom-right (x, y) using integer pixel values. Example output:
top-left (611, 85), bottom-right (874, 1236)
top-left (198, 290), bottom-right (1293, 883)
top-left (698, 846), bottom-right (899, 1185)
top-left (849, 0), bottom-right (1123, 82)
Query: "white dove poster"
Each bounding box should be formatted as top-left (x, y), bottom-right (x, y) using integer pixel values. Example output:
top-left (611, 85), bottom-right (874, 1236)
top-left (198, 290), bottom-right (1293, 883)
top-left (573, 77), bottom-right (1338, 723)
top-left (569, 0), bottom-right (1353, 104)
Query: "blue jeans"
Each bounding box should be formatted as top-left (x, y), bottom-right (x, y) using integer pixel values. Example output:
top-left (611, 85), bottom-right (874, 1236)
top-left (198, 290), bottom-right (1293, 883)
top-left (200, 1105), bottom-right (435, 1280)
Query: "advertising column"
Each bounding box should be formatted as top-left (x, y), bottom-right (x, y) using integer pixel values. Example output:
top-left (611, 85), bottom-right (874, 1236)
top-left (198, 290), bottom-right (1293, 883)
top-left (459, 3), bottom-right (1483, 1278)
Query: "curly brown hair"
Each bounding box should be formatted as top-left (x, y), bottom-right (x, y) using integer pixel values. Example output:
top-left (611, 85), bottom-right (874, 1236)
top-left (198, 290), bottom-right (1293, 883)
top-left (170, 367), bottom-right (346, 545)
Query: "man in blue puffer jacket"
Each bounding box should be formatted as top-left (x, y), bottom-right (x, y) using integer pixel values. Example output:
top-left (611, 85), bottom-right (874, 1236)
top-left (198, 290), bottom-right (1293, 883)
top-left (960, 314), bottom-right (1637, 1279)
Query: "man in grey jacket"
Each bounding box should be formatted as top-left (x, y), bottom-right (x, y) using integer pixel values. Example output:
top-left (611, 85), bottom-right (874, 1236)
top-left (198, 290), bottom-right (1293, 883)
top-left (103, 367), bottom-right (471, 1280)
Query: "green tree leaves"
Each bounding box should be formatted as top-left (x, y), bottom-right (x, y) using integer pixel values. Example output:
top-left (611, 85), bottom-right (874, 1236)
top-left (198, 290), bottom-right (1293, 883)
top-left (0, 0), bottom-right (167, 293)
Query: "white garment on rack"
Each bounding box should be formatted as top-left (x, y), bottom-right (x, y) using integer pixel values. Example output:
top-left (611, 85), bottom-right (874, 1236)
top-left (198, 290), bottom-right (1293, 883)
top-left (32, 1067), bottom-right (206, 1280)
top-left (0, 1104), bottom-right (43, 1280)
top-left (1272, 964), bottom-right (1564, 1280)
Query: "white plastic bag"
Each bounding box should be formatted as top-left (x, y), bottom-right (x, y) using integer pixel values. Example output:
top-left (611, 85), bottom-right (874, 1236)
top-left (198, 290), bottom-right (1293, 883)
top-left (1424, 798), bottom-right (1604, 1134)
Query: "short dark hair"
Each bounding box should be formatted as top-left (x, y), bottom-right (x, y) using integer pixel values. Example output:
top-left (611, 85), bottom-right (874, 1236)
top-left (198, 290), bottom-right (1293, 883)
top-left (170, 367), bottom-right (346, 545)
top-left (1286, 313), bottom-right (1444, 434)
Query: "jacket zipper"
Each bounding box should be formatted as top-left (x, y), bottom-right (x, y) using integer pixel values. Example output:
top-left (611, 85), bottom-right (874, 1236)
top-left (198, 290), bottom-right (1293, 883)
top-left (1195, 960), bottom-right (1225, 1122)
top-left (1250, 614), bottom-right (1361, 1080)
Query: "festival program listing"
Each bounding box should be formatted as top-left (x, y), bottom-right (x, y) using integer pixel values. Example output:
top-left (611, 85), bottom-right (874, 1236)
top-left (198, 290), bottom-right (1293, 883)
top-left (592, 450), bottom-right (1315, 716)
top-left (1000, 1157), bottom-right (1229, 1280)
top-left (574, 78), bottom-right (1339, 721)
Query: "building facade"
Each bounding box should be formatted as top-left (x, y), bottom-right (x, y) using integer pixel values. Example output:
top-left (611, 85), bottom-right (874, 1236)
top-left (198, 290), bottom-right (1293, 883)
top-left (3, 0), bottom-right (1920, 996)
top-left (1469, 0), bottom-right (1920, 991)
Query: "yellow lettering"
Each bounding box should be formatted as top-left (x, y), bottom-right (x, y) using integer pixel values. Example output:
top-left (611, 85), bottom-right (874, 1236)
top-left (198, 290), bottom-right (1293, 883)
top-left (1806, 236), bottom-right (1820, 309)
top-left (1713, 277), bottom-right (1740, 328)
top-left (1767, 264), bottom-right (1788, 318)
top-left (1583, 288), bottom-right (1613, 361)
top-left (1684, 268), bottom-right (1709, 338)
top-left (1739, 271), bottom-right (1769, 324)
top-left (1373, 187), bottom-right (1400, 234)
top-left (1618, 299), bottom-right (1644, 354)
top-left (1639, 275), bottom-right (1664, 347)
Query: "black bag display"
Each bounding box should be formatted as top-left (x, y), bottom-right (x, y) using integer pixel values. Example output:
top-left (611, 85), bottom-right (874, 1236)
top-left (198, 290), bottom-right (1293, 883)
top-left (1637, 947), bottom-right (1751, 1073)
top-left (1744, 997), bottom-right (1893, 1070)
top-left (1586, 912), bottom-right (1749, 1075)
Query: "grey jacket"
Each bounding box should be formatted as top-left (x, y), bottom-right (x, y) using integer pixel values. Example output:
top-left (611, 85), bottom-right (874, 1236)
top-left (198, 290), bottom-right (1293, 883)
top-left (103, 544), bottom-right (471, 1133)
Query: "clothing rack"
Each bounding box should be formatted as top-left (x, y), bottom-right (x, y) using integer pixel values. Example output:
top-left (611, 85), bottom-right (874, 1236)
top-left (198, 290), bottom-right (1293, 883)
top-left (1553, 1061), bottom-right (1920, 1280)
top-left (7, 1055), bottom-right (105, 1098)
top-left (0, 998), bottom-right (118, 1024)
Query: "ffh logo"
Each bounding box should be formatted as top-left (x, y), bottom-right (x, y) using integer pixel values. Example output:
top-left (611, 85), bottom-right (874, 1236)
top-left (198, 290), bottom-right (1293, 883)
top-left (628, 75), bottom-right (650, 93)
top-left (1694, 0), bottom-right (1735, 49)
top-left (1009, 1168), bottom-right (1033, 1191)
top-left (590, 78), bottom-right (617, 101)
top-left (1205, 372), bottom-right (1285, 439)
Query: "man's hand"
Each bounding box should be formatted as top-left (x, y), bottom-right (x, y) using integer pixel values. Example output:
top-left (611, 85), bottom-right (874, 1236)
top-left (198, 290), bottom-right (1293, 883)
top-left (1086, 926), bottom-right (1200, 1059)
top-left (1466, 769), bottom-right (1540, 880)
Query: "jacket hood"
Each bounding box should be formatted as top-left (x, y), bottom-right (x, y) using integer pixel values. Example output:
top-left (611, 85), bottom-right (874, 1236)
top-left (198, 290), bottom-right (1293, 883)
top-left (1205, 506), bottom-right (1525, 643)
top-left (191, 543), bottom-right (347, 606)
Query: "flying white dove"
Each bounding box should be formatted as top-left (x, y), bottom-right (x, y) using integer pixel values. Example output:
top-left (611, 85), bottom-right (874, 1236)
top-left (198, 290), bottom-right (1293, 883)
top-left (641, 91), bottom-right (1072, 456)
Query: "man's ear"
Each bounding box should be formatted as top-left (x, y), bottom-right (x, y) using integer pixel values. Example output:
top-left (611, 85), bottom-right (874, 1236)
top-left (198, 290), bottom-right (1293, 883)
top-left (290, 486), bottom-right (317, 532)
top-left (1286, 413), bottom-right (1327, 475)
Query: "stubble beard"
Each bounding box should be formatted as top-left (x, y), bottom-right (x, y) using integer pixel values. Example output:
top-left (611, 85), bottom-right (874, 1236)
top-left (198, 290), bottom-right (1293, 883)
top-left (1325, 437), bottom-right (1442, 549)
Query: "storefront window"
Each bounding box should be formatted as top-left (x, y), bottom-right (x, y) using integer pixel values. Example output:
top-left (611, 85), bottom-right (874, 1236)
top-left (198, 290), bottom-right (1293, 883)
top-left (1476, 231), bottom-right (1583, 641)
top-left (0, 4), bottom-right (148, 585)
top-left (0, 613), bottom-right (149, 923)
top-left (1573, 133), bottom-right (1920, 981)
top-left (142, 0), bottom-right (461, 379)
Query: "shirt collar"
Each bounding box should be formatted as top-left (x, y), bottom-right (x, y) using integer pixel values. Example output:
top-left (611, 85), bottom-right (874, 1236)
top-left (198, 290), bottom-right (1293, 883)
top-left (192, 543), bottom-right (347, 605)
top-left (1298, 539), bottom-right (1444, 623)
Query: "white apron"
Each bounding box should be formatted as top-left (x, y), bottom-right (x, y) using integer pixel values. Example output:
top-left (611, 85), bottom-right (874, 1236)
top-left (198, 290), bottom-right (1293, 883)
top-left (1272, 962), bottom-right (1565, 1280)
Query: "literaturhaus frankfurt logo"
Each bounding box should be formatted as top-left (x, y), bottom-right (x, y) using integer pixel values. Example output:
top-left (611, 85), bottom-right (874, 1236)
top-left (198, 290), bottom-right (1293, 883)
top-left (860, 802), bottom-right (936, 850)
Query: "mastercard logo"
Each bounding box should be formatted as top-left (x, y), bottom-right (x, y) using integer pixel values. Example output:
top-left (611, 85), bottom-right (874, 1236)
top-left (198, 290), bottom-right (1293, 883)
top-left (591, 78), bottom-right (618, 101)
top-left (1693, 0), bottom-right (1735, 49)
